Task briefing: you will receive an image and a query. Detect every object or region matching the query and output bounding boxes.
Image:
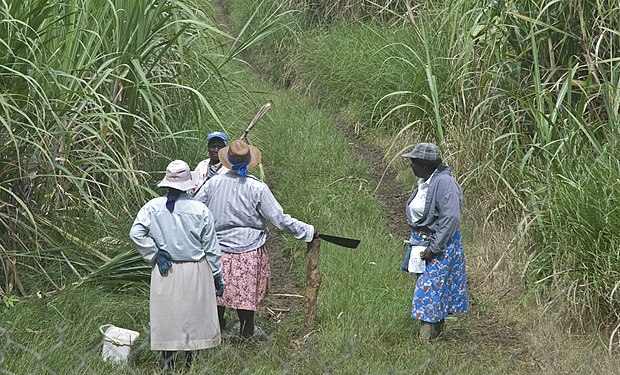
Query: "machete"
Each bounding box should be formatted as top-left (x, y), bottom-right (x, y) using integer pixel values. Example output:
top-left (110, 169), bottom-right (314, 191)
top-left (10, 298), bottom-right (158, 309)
top-left (318, 233), bottom-right (360, 249)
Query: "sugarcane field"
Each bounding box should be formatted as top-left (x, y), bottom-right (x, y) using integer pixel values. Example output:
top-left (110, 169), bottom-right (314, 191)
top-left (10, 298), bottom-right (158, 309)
top-left (2, 0), bottom-right (620, 374)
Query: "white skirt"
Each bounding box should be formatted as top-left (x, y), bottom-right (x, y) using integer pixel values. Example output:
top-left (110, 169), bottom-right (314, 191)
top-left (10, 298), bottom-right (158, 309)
top-left (150, 257), bottom-right (221, 350)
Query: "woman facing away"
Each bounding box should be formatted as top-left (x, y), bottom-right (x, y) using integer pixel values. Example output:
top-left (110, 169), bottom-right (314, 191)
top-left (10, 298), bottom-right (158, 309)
top-left (194, 140), bottom-right (318, 338)
top-left (401, 142), bottom-right (469, 339)
top-left (129, 160), bottom-right (223, 372)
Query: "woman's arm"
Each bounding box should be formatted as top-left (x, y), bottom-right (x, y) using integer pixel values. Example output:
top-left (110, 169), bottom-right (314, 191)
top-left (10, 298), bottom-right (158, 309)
top-left (257, 187), bottom-right (315, 242)
top-left (129, 206), bottom-right (159, 262)
top-left (429, 179), bottom-right (461, 255)
top-left (201, 209), bottom-right (222, 278)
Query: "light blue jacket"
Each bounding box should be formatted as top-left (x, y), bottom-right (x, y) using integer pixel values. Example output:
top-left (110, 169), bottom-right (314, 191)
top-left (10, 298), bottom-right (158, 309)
top-left (129, 194), bottom-right (222, 278)
top-left (406, 165), bottom-right (462, 256)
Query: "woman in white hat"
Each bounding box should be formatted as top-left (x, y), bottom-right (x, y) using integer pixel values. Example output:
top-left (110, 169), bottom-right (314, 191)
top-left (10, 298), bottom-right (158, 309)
top-left (129, 160), bottom-right (223, 372)
top-left (401, 142), bottom-right (469, 340)
top-left (194, 140), bottom-right (317, 338)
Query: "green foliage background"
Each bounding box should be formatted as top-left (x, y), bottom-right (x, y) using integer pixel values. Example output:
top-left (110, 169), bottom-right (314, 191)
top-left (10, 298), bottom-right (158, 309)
top-left (2, 0), bottom-right (620, 373)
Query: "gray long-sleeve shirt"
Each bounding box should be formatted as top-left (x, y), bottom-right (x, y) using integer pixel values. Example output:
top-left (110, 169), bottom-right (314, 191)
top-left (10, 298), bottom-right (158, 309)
top-left (194, 173), bottom-right (314, 253)
top-left (406, 165), bottom-right (462, 256)
top-left (129, 194), bottom-right (222, 277)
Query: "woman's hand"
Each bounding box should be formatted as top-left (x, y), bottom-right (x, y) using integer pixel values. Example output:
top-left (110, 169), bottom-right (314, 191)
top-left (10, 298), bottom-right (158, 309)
top-left (421, 247), bottom-right (434, 261)
top-left (214, 276), bottom-right (225, 296)
top-left (313, 230), bottom-right (320, 240)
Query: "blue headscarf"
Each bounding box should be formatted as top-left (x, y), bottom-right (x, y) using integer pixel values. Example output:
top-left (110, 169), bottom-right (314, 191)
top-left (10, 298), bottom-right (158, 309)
top-left (229, 153), bottom-right (251, 177)
top-left (158, 188), bottom-right (182, 276)
top-left (165, 188), bottom-right (182, 213)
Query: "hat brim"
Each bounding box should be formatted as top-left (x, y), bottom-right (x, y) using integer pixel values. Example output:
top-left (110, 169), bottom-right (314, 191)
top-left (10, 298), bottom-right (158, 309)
top-left (157, 171), bottom-right (199, 191)
top-left (401, 151), bottom-right (416, 159)
top-left (218, 144), bottom-right (262, 170)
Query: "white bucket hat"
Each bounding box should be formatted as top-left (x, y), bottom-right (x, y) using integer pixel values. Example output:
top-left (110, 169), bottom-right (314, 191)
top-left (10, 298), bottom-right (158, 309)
top-left (156, 160), bottom-right (198, 191)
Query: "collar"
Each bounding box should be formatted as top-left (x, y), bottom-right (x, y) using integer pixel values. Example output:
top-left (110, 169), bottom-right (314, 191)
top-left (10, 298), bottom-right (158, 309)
top-left (419, 170), bottom-right (436, 187)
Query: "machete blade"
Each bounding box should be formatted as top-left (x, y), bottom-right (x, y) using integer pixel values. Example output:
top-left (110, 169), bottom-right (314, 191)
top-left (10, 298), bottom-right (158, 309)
top-left (318, 233), bottom-right (360, 249)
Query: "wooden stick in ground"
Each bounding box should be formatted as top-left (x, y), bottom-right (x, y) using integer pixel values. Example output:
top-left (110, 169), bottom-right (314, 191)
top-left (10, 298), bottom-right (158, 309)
top-left (304, 237), bottom-right (321, 334)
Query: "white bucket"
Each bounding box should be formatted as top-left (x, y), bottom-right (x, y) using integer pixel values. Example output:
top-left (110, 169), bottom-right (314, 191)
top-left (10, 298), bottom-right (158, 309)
top-left (100, 324), bottom-right (140, 365)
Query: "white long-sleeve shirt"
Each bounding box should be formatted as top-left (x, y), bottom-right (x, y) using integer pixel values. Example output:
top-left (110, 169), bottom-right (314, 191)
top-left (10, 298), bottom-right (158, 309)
top-left (408, 172), bottom-right (434, 222)
top-left (129, 194), bottom-right (222, 277)
top-left (188, 158), bottom-right (229, 196)
top-left (194, 173), bottom-right (314, 253)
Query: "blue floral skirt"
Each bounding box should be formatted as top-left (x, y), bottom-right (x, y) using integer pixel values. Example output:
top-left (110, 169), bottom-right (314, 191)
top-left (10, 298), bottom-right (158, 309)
top-left (410, 229), bottom-right (469, 323)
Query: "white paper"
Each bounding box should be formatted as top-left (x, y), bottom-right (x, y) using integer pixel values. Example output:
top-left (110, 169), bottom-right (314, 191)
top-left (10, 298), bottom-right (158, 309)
top-left (407, 245), bottom-right (426, 274)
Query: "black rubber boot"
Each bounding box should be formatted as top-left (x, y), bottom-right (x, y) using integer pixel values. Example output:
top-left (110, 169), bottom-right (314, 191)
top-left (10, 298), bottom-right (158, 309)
top-left (160, 351), bottom-right (175, 373)
top-left (430, 319), bottom-right (444, 339)
top-left (419, 321), bottom-right (432, 340)
top-left (218, 305), bottom-right (226, 331)
top-left (185, 351), bottom-right (194, 368)
top-left (237, 309), bottom-right (255, 338)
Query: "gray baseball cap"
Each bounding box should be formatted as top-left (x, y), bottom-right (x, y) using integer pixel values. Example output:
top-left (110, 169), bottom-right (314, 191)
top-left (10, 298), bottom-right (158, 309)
top-left (401, 142), bottom-right (441, 161)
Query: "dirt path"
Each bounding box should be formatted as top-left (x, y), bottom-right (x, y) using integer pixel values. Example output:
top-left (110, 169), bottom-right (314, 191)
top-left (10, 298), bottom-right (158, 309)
top-left (212, 0), bottom-right (307, 326)
top-left (213, 0), bottom-right (232, 35)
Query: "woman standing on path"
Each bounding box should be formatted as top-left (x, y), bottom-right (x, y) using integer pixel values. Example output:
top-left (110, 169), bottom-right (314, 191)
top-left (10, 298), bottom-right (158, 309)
top-left (129, 160), bottom-right (223, 372)
top-left (194, 140), bottom-right (317, 338)
top-left (402, 142), bottom-right (469, 339)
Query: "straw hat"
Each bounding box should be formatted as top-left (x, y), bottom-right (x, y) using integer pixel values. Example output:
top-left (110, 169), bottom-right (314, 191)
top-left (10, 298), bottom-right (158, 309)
top-left (156, 160), bottom-right (198, 191)
top-left (218, 140), bottom-right (261, 170)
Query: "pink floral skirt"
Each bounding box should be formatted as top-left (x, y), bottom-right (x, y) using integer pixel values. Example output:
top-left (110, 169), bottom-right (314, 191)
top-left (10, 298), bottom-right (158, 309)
top-left (216, 246), bottom-right (270, 311)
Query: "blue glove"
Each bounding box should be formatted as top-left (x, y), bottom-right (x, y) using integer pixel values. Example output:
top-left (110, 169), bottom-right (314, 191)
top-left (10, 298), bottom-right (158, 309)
top-left (156, 250), bottom-right (173, 276)
top-left (214, 276), bottom-right (225, 297)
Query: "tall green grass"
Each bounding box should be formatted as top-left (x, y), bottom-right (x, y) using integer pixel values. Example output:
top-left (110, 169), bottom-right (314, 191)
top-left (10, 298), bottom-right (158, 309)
top-left (284, 0), bottom-right (406, 24)
top-left (369, 0), bottom-right (620, 333)
top-left (290, 1), bottom-right (620, 327)
top-left (458, 0), bottom-right (620, 328)
top-left (0, 0), bottom-right (239, 295)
